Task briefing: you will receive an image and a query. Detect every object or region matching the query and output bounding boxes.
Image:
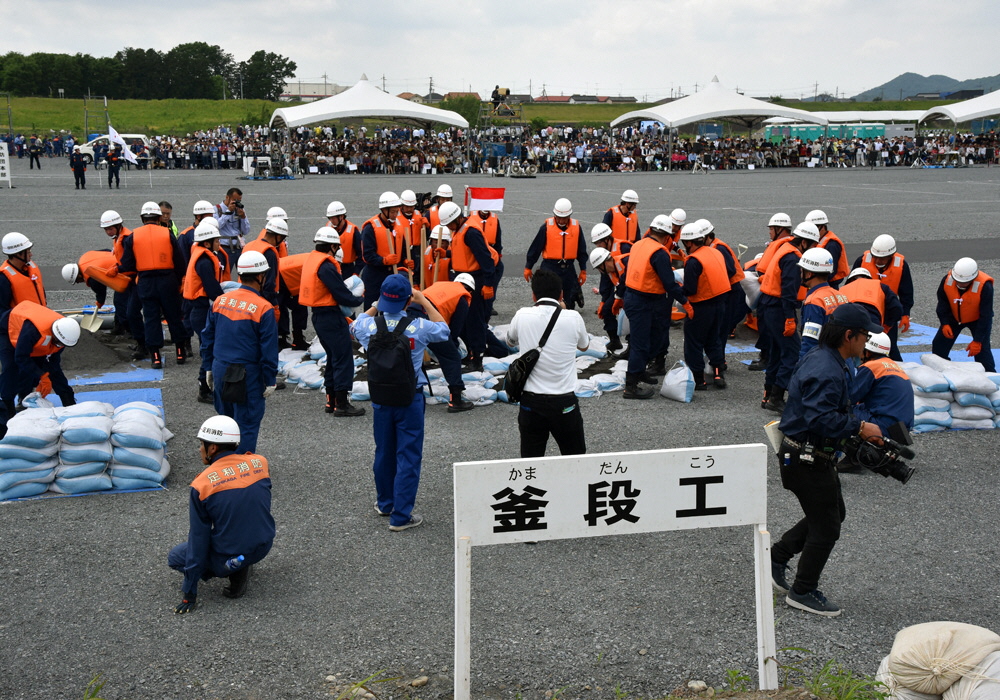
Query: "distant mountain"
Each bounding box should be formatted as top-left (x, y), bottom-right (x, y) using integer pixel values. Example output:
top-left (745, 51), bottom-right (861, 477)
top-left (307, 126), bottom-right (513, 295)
top-left (853, 72), bottom-right (1000, 101)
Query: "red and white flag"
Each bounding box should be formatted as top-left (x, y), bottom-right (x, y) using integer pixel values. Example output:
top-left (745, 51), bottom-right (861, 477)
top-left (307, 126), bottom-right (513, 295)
top-left (109, 124), bottom-right (138, 165)
top-left (465, 187), bottom-right (505, 212)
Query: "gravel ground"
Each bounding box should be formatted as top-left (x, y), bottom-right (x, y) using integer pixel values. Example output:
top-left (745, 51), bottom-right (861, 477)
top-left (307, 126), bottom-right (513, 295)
top-left (1, 159), bottom-right (999, 700)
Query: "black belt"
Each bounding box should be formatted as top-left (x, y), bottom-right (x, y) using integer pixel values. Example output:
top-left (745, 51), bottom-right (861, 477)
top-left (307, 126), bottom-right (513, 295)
top-left (781, 437), bottom-right (837, 463)
top-left (543, 259), bottom-right (574, 267)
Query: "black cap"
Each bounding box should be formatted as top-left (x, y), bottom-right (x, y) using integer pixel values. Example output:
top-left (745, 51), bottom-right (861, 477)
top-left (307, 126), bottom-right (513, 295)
top-left (829, 303), bottom-right (883, 333)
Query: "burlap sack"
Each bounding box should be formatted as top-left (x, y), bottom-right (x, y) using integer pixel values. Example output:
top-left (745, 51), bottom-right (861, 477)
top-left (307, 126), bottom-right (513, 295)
top-left (877, 655), bottom-right (942, 700)
top-left (942, 651), bottom-right (1000, 700)
top-left (888, 622), bottom-right (1000, 695)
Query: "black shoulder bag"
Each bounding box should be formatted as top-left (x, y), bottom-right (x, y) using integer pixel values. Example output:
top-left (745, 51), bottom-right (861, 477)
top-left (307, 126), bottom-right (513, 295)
top-left (504, 304), bottom-right (561, 403)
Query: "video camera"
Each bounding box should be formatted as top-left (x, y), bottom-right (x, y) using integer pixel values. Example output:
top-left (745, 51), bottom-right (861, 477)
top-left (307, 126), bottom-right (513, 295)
top-left (843, 421), bottom-right (916, 484)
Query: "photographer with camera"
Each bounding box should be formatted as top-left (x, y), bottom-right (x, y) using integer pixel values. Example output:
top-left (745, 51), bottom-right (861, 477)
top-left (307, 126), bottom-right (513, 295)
top-left (770, 303), bottom-right (884, 618)
top-left (215, 188), bottom-right (250, 271)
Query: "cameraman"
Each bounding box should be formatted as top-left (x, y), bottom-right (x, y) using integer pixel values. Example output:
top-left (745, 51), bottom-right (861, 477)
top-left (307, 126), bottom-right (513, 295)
top-left (771, 303), bottom-right (883, 618)
top-left (215, 188), bottom-right (250, 269)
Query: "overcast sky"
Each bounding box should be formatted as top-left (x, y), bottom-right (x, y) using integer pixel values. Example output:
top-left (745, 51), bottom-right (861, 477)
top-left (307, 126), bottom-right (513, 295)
top-left (6, 0), bottom-right (999, 100)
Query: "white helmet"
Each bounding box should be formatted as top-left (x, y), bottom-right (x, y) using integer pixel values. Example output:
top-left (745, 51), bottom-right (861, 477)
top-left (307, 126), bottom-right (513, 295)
top-left (435, 184), bottom-right (453, 198)
top-left (668, 208), bottom-right (687, 227)
top-left (194, 222), bottom-right (221, 242)
top-left (952, 257), bottom-right (979, 284)
top-left (589, 248), bottom-right (612, 269)
top-left (621, 189), bottom-right (639, 204)
top-left (265, 218), bottom-right (289, 237)
top-left (792, 222), bottom-right (821, 242)
top-left (193, 200), bottom-right (215, 216)
top-left (201, 217), bottom-right (220, 230)
top-left (847, 267), bottom-right (872, 281)
top-left (335, 248), bottom-right (345, 263)
top-left (798, 248), bottom-right (834, 273)
top-left (590, 223), bottom-right (613, 243)
top-left (100, 210), bottom-right (123, 228)
top-left (400, 190), bottom-right (417, 206)
top-left (552, 198), bottom-right (573, 217)
top-left (865, 332), bottom-right (891, 356)
top-left (430, 224), bottom-right (452, 241)
top-left (197, 415), bottom-right (241, 444)
top-left (237, 250), bottom-right (270, 274)
top-left (679, 221), bottom-right (711, 241)
top-left (326, 201), bottom-right (347, 217)
top-left (266, 206), bottom-right (288, 221)
top-left (62, 263), bottom-right (80, 283)
top-left (438, 202), bottom-right (462, 226)
top-left (768, 212), bottom-right (791, 228)
top-left (694, 218), bottom-right (715, 236)
top-left (314, 227), bottom-right (340, 244)
top-left (140, 201), bottom-right (162, 217)
top-left (649, 214), bottom-right (671, 233)
top-left (454, 272), bottom-right (476, 290)
top-left (870, 234), bottom-right (897, 258)
top-left (2, 232), bottom-right (32, 255)
top-left (379, 191), bottom-right (402, 209)
top-left (52, 317), bottom-right (81, 347)
top-left (805, 209), bottom-right (829, 226)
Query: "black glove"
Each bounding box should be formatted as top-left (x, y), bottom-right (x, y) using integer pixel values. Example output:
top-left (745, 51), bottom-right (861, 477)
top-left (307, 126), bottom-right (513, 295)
top-left (174, 594), bottom-right (197, 614)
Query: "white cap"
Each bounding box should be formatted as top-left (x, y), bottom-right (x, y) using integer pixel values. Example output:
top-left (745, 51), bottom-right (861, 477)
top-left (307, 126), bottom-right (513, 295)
top-left (865, 332), bottom-right (891, 356)
top-left (590, 223), bottom-right (613, 243)
top-left (266, 206), bottom-right (288, 221)
top-left (197, 415), bottom-right (241, 444)
top-left (668, 208), bottom-right (687, 227)
top-left (62, 263), bottom-right (80, 283)
top-left (798, 248), bottom-right (834, 273)
top-left (589, 248), bottom-right (612, 269)
top-left (379, 191), bottom-right (402, 209)
top-left (194, 222), bottom-right (221, 242)
top-left (314, 227), bottom-right (340, 244)
top-left (952, 257), bottom-right (979, 284)
top-left (436, 184), bottom-right (453, 198)
top-left (792, 222), bottom-right (821, 242)
top-left (237, 250), bottom-right (270, 274)
top-left (553, 198), bottom-right (573, 217)
top-left (438, 202), bottom-right (462, 226)
top-left (870, 234), bottom-right (896, 257)
top-left (265, 218), bottom-right (289, 237)
top-left (805, 209), bottom-right (829, 226)
top-left (454, 272), bottom-right (476, 290)
top-left (768, 212), bottom-right (791, 228)
top-left (621, 189), bottom-right (639, 204)
top-left (52, 317), bottom-right (81, 347)
top-left (2, 232), bottom-right (32, 255)
top-left (400, 190), bottom-right (417, 206)
top-left (326, 201), bottom-right (347, 217)
top-left (140, 201), bottom-right (162, 217)
top-left (430, 224), bottom-right (452, 241)
top-left (100, 210), bottom-right (123, 228)
top-left (193, 200), bottom-right (214, 216)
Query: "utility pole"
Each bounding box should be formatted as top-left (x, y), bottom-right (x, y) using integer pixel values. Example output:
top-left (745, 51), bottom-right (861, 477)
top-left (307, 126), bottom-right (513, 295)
top-left (239, 71), bottom-right (244, 100)
top-left (814, 82), bottom-right (818, 100)
top-left (529, 79), bottom-right (532, 98)
top-left (323, 72), bottom-right (328, 96)
top-left (1, 92), bottom-right (13, 137)
top-left (429, 76), bottom-right (434, 97)
top-left (381, 74), bottom-right (386, 92)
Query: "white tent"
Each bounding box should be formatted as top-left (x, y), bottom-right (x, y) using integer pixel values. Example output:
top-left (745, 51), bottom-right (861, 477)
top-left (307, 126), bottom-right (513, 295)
top-left (920, 91), bottom-right (1000, 124)
top-left (611, 76), bottom-right (828, 129)
top-left (765, 110), bottom-right (924, 124)
top-left (270, 75), bottom-right (469, 130)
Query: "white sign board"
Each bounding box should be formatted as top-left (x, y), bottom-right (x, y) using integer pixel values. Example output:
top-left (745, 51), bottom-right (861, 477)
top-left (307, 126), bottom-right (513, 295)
top-left (453, 444), bottom-right (777, 699)
top-left (0, 148), bottom-right (10, 188)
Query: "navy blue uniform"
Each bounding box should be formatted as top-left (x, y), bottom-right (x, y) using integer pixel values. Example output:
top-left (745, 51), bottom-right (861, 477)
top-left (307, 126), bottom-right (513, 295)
top-left (851, 359), bottom-right (915, 434)
top-left (682, 250), bottom-right (735, 374)
top-left (758, 249), bottom-right (803, 391)
top-left (0, 313), bottom-right (75, 415)
top-left (312, 259), bottom-right (364, 393)
top-left (525, 222), bottom-right (588, 310)
top-left (932, 276), bottom-right (995, 372)
top-left (119, 227), bottom-right (190, 352)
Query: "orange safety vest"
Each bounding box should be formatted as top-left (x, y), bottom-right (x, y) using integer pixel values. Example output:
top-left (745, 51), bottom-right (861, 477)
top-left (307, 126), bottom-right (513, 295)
top-left (131, 223), bottom-right (175, 272)
top-left (842, 278), bottom-right (886, 321)
top-left (686, 246), bottom-right (731, 302)
top-left (329, 221), bottom-right (360, 264)
top-left (607, 206), bottom-right (638, 243)
top-left (79, 250), bottom-right (128, 293)
top-left (364, 215), bottom-right (408, 263)
top-left (0, 260), bottom-right (45, 307)
top-left (111, 227), bottom-right (136, 280)
top-left (397, 212), bottom-right (427, 247)
top-left (191, 452), bottom-right (270, 501)
top-left (451, 222), bottom-right (500, 273)
top-left (8, 301), bottom-right (64, 357)
top-left (182, 246), bottom-right (224, 300)
top-left (243, 239), bottom-right (280, 293)
top-left (759, 241), bottom-right (802, 297)
top-left (428, 205), bottom-right (441, 229)
top-left (257, 228), bottom-right (288, 258)
top-left (804, 285), bottom-right (850, 314)
top-left (625, 237), bottom-right (670, 294)
top-left (211, 287), bottom-right (273, 323)
top-left (817, 230), bottom-right (850, 281)
top-left (943, 271), bottom-right (994, 325)
top-left (278, 253), bottom-right (309, 296)
top-left (422, 280), bottom-right (471, 324)
top-left (299, 250), bottom-right (341, 307)
top-left (423, 246), bottom-right (451, 286)
top-left (710, 238), bottom-right (746, 284)
top-left (861, 251), bottom-right (905, 294)
top-left (755, 234), bottom-right (791, 277)
top-left (466, 212), bottom-right (500, 248)
top-left (542, 218), bottom-right (581, 261)
top-left (860, 357), bottom-right (910, 382)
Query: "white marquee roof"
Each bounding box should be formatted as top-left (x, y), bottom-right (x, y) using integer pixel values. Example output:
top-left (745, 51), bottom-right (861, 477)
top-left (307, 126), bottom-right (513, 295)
top-left (921, 91), bottom-right (1000, 124)
top-left (611, 76), bottom-right (827, 129)
top-left (765, 110), bottom-right (925, 124)
top-left (270, 75), bottom-right (469, 129)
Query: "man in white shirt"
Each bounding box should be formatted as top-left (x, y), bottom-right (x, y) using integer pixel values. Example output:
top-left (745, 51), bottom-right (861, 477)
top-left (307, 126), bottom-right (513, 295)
top-left (506, 269), bottom-right (590, 458)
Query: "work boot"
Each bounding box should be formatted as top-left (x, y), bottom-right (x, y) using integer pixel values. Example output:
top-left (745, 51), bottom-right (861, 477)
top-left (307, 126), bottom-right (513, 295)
top-left (693, 371), bottom-right (708, 391)
top-left (713, 367), bottom-right (727, 389)
top-left (646, 355), bottom-right (667, 377)
top-left (639, 371), bottom-right (659, 385)
top-left (447, 386), bottom-right (475, 413)
top-left (131, 344), bottom-right (148, 360)
top-left (606, 334), bottom-right (623, 353)
top-left (748, 353), bottom-right (767, 371)
top-left (197, 378), bottom-right (213, 404)
top-left (333, 390), bottom-right (365, 417)
top-left (292, 332), bottom-right (309, 351)
top-left (761, 385), bottom-right (772, 409)
top-left (618, 344), bottom-right (631, 361)
top-left (175, 345), bottom-right (186, 365)
top-left (223, 565), bottom-right (252, 599)
top-left (764, 387), bottom-right (786, 413)
top-left (463, 354), bottom-right (483, 372)
top-left (324, 393), bottom-right (336, 414)
top-left (150, 349), bottom-right (163, 370)
top-left (278, 336), bottom-right (292, 350)
top-left (623, 373), bottom-right (654, 400)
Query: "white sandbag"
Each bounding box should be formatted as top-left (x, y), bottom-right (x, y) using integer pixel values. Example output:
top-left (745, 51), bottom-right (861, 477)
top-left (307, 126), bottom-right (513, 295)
top-left (590, 373), bottom-right (625, 392)
top-left (60, 416), bottom-right (114, 444)
top-left (953, 392), bottom-right (995, 411)
top-left (943, 370), bottom-right (997, 395)
top-left (113, 401), bottom-right (163, 419)
top-left (951, 405), bottom-right (995, 421)
top-left (888, 622), bottom-right (1000, 696)
top-left (986, 373), bottom-right (1000, 389)
top-left (575, 356), bottom-right (599, 371)
top-left (988, 390), bottom-right (1000, 409)
top-left (495, 390), bottom-right (513, 403)
top-left (111, 412), bottom-right (166, 449)
top-left (1, 415), bottom-right (62, 448)
top-left (574, 378), bottom-right (602, 398)
top-left (49, 473), bottom-right (113, 494)
top-left (914, 397), bottom-right (952, 415)
top-left (422, 390), bottom-right (448, 404)
top-left (56, 461), bottom-right (108, 479)
top-left (613, 359), bottom-right (629, 374)
top-left (161, 427), bottom-right (174, 443)
top-left (913, 388), bottom-right (954, 402)
top-left (908, 366), bottom-right (951, 393)
top-left (876, 655), bottom-right (942, 700)
top-left (577, 336), bottom-right (607, 359)
top-left (284, 359), bottom-right (316, 385)
top-left (913, 411), bottom-right (952, 428)
top-left (483, 355), bottom-right (514, 375)
top-left (307, 336), bottom-right (325, 359)
top-left (110, 459), bottom-right (170, 483)
top-left (0, 442), bottom-right (59, 461)
top-left (617, 310), bottom-right (630, 338)
top-left (461, 371), bottom-right (494, 384)
top-left (110, 475), bottom-right (164, 490)
top-left (0, 465), bottom-right (56, 491)
top-left (0, 456), bottom-right (59, 474)
top-left (922, 354), bottom-right (986, 374)
top-left (220, 280), bottom-right (240, 292)
top-left (660, 361), bottom-right (695, 403)
top-left (341, 275), bottom-right (365, 318)
top-left (54, 401), bottom-right (114, 421)
top-left (0, 481), bottom-right (50, 500)
top-left (740, 271), bottom-right (762, 309)
top-left (59, 441), bottom-right (113, 464)
top-left (950, 418), bottom-right (994, 430)
top-left (291, 363), bottom-right (324, 390)
top-left (111, 446), bottom-right (165, 472)
top-left (943, 650), bottom-right (1000, 700)
top-left (463, 385), bottom-right (498, 405)
top-left (21, 392), bottom-right (55, 409)
top-left (350, 381), bottom-right (370, 402)
top-left (277, 348), bottom-right (308, 371)
top-left (913, 424), bottom-right (946, 434)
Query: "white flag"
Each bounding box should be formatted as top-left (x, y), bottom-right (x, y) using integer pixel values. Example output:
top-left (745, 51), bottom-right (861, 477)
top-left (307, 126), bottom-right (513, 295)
top-left (109, 124), bottom-right (138, 165)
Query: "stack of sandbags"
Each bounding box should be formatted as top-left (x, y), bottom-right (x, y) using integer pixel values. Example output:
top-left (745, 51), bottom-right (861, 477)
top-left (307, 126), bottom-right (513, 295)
top-left (109, 402), bottom-right (171, 489)
top-left (52, 401), bottom-right (115, 494)
top-left (903, 361), bottom-right (954, 433)
top-left (879, 622), bottom-right (1000, 699)
top-left (921, 354), bottom-right (997, 431)
top-left (0, 408), bottom-right (61, 500)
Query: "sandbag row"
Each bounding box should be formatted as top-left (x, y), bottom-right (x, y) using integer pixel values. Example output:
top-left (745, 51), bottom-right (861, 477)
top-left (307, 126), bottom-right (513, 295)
top-left (904, 354), bottom-right (1000, 433)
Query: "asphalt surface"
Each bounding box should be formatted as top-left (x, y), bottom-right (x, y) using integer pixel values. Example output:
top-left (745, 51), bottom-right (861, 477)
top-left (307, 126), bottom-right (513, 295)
top-left (2, 158), bottom-right (1000, 700)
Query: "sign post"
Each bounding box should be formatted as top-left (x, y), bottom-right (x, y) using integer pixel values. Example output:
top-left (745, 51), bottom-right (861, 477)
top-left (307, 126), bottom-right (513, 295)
top-left (454, 444), bottom-right (777, 699)
top-left (0, 146), bottom-right (11, 188)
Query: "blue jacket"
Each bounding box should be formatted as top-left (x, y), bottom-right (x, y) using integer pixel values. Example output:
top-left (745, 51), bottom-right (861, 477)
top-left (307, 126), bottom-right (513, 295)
top-left (200, 285), bottom-right (278, 386)
top-left (851, 359), bottom-right (915, 433)
top-left (351, 312), bottom-right (449, 387)
top-left (780, 345), bottom-right (861, 443)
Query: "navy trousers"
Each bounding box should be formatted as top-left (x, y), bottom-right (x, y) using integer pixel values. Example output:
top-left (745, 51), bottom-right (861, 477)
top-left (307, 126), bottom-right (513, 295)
top-left (312, 307), bottom-right (354, 392)
top-left (372, 393), bottom-right (426, 527)
top-left (684, 297), bottom-right (726, 373)
top-left (624, 292), bottom-right (670, 374)
top-left (759, 303), bottom-right (801, 390)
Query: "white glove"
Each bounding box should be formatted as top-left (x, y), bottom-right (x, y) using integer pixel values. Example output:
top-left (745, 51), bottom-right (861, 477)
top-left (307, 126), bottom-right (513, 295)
top-left (262, 385), bottom-right (276, 399)
top-left (205, 372), bottom-right (214, 390)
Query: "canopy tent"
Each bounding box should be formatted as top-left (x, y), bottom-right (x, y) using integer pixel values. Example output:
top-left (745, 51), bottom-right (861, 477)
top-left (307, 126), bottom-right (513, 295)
top-left (765, 110), bottom-right (924, 124)
top-left (611, 76), bottom-right (828, 130)
top-left (269, 75), bottom-right (468, 130)
top-left (920, 91), bottom-right (1000, 124)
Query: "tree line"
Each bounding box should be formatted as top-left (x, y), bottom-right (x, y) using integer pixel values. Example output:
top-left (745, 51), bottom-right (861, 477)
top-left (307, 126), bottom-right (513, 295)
top-left (0, 43), bottom-right (297, 102)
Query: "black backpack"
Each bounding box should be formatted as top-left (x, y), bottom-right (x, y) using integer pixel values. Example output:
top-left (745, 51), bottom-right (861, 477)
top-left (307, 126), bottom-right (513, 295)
top-left (367, 314), bottom-right (416, 406)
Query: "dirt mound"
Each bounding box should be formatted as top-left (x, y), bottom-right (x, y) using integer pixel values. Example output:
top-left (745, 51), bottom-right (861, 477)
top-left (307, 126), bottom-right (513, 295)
top-left (61, 330), bottom-right (132, 373)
